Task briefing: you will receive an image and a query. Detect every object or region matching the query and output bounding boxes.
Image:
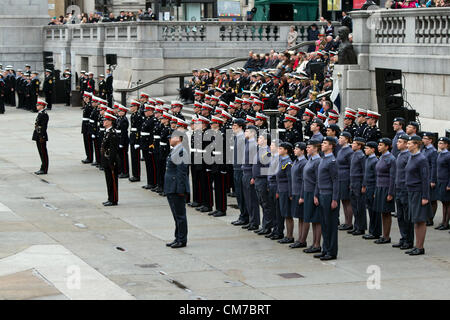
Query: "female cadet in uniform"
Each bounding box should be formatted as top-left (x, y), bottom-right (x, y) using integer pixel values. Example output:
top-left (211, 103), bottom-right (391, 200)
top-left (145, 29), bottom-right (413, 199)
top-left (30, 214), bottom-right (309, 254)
top-left (336, 132), bottom-right (354, 231)
top-left (373, 138), bottom-right (396, 244)
top-left (290, 142), bottom-right (308, 248)
top-left (421, 132), bottom-right (438, 226)
top-left (405, 135), bottom-right (432, 255)
top-left (325, 124), bottom-right (341, 156)
top-left (362, 141), bottom-right (380, 240)
top-left (276, 142), bottom-right (294, 244)
top-left (435, 137), bottom-right (450, 231)
top-left (315, 136), bottom-right (340, 260)
top-left (267, 139), bottom-right (283, 240)
top-left (301, 139), bottom-right (322, 254)
top-left (349, 137), bottom-right (366, 236)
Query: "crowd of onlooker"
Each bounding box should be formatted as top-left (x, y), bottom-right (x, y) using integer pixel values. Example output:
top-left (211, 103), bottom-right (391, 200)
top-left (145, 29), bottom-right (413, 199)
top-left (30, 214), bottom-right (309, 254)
top-left (48, 8), bottom-right (157, 25)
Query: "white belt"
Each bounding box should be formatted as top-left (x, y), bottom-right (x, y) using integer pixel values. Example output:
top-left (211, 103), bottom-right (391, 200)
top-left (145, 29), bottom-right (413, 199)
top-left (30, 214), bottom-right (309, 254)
top-left (230, 146), bottom-right (234, 150)
top-left (141, 132), bottom-right (150, 136)
top-left (82, 118), bottom-right (90, 121)
top-left (116, 130), bottom-right (121, 133)
top-left (191, 148), bottom-right (198, 153)
top-left (154, 135), bottom-right (161, 139)
top-left (160, 142), bottom-right (167, 146)
top-left (277, 129), bottom-right (286, 132)
top-left (213, 151), bottom-right (222, 155)
top-left (197, 150), bottom-right (206, 153)
top-left (131, 128), bottom-right (138, 132)
top-left (100, 128), bottom-right (105, 131)
top-left (89, 120), bottom-right (95, 123)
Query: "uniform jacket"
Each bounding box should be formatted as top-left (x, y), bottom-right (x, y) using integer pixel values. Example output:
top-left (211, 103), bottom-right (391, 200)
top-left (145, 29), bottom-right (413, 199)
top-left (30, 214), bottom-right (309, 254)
top-left (316, 152), bottom-right (339, 201)
top-left (437, 150), bottom-right (450, 188)
top-left (164, 144), bottom-right (190, 194)
top-left (32, 109), bottom-right (49, 141)
top-left (291, 155), bottom-right (307, 195)
top-left (101, 127), bottom-right (119, 168)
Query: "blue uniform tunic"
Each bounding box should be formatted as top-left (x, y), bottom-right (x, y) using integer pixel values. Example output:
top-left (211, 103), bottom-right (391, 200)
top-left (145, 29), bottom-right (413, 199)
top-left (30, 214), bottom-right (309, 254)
top-left (268, 154), bottom-right (283, 236)
top-left (374, 151), bottom-right (396, 213)
top-left (302, 154), bottom-right (321, 223)
top-left (253, 145), bottom-right (273, 229)
top-left (436, 149), bottom-right (450, 202)
top-left (421, 144), bottom-right (438, 201)
top-left (336, 145), bottom-right (353, 200)
top-left (395, 149), bottom-right (414, 245)
top-left (391, 129), bottom-right (405, 158)
top-left (291, 155), bottom-right (307, 219)
top-left (350, 149), bottom-right (367, 231)
top-left (363, 154), bottom-right (380, 236)
top-left (277, 155), bottom-right (293, 218)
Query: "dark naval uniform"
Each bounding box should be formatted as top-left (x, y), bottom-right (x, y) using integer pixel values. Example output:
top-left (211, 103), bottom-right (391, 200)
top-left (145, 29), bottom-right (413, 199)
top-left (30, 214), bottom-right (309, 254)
top-left (141, 114), bottom-right (158, 188)
top-left (101, 126), bottom-right (119, 205)
top-left (242, 137), bottom-right (260, 229)
top-left (89, 106), bottom-right (101, 165)
top-left (129, 111), bottom-right (144, 181)
top-left (43, 73), bottom-right (55, 110)
top-left (117, 115), bottom-right (130, 178)
top-left (32, 109), bottom-right (49, 174)
top-left (350, 149), bottom-right (367, 233)
top-left (363, 125), bottom-right (382, 143)
top-left (157, 122), bottom-right (171, 192)
top-left (81, 102), bottom-right (94, 163)
top-left (363, 154), bottom-right (380, 238)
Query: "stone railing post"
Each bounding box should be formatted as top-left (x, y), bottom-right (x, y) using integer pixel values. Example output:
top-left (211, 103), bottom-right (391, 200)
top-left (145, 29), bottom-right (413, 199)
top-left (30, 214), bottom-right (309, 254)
top-left (206, 24), bottom-right (220, 42)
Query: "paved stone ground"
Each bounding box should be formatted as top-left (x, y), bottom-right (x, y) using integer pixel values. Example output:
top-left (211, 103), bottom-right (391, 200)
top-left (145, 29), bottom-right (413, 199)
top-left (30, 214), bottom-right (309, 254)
top-left (0, 104), bottom-right (449, 300)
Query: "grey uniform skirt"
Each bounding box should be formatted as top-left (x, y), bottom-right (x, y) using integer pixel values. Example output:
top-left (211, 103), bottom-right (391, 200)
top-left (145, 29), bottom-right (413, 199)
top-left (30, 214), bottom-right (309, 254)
top-left (373, 186), bottom-right (395, 213)
top-left (430, 185), bottom-right (438, 202)
top-left (303, 191), bottom-right (321, 223)
top-left (407, 191), bottom-right (433, 223)
top-left (437, 182), bottom-right (450, 203)
top-left (339, 180), bottom-right (351, 201)
top-left (291, 194), bottom-right (304, 219)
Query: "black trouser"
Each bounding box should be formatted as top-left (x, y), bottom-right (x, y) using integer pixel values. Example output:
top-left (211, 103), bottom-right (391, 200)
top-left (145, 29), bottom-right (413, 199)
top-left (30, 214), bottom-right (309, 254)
top-left (104, 163), bottom-right (119, 203)
top-left (17, 93), bottom-right (24, 109)
top-left (23, 95), bottom-right (30, 110)
top-left (366, 186), bottom-right (381, 237)
top-left (10, 90), bottom-right (15, 107)
top-left (255, 178), bottom-right (273, 229)
top-left (191, 166), bottom-right (202, 205)
top-left (396, 189), bottom-right (414, 246)
top-left (242, 172), bottom-right (260, 227)
top-left (143, 148), bottom-right (157, 186)
top-left (44, 91), bottom-right (52, 109)
top-left (107, 94), bottom-right (113, 108)
top-left (65, 90), bottom-right (71, 106)
top-left (167, 193), bottom-right (188, 244)
top-left (118, 145), bottom-right (129, 175)
top-left (200, 169), bottom-right (214, 209)
top-left (82, 132), bottom-right (93, 161)
top-left (157, 150), bottom-right (169, 188)
top-left (0, 98), bottom-right (4, 114)
top-left (226, 164), bottom-right (234, 193)
top-left (233, 169), bottom-right (248, 223)
top-left (36, 140), bottom-right (49, 173)
top-left (319, 194), bottom-right (340, 257)
top-left (31, 94), bottom-right (37, 112)
top-left (350, 181), bottom-right (367, 231)
top-left (268, 184), bottom-right (283, 236)
top-left (212, 170), bottom-right (227, 212)
top-left (93, 135), bottom-right (101, 164)
top-left (130, 144), bottom-right (141, 178)
top-left (96, 135), bottom-right (103, 168)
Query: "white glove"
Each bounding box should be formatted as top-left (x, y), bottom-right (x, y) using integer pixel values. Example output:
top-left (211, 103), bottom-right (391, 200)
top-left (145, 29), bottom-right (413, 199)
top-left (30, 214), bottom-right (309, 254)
top-left (134, 145), bottom-right (140, 149)
top-left (91, 135), bottom-right (96, 138)
top-left (119, 144), bottom-right (123, 148)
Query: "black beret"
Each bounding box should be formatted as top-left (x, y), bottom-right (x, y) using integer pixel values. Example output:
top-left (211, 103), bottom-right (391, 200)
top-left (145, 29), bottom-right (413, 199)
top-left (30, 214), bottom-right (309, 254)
top-left (280, 142), bottom-right (293, 150)
top-left (399, 134), bottom-right (410, 141)
top-left (408, 121), bottom-right (419, 129)
top-left (323, 136), bottom-right (336, 145)
top-left (307, 139), bottom-right (322, 146)
top-left (378, 138), bottom-right (392, 146)
top-left (422, 132), bottom-right (434, 138)
top-left (294, 142), bottom-right (307, 150)
top-left (327, 124), bottom-right (340, 132)
top-left (438, 137), bottom-right (450, 144)
top-left (354, 137), bottom-right (366, 143)
top-left (409, 135), bottom-right (422, 142)
top-left (393, 117), bottom-right (405, 123)
top-left (340, 131), bottom-right (352, 139)
top-left (366, 141), bottom-right (378, 149)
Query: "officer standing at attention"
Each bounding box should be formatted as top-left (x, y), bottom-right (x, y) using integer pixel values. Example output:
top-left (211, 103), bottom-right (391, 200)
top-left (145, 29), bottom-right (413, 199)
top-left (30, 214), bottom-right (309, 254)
top-left (105, 68), bottom-right (114, 108)
top-left (363, 111), bottom-right (382, 143)
top-left (391, 117), bottom-right (406, 157)
top-left (362, 141), bottom-right (380, 240)
top-left (81, 92), bottom-right (94, 164)
top-left (141, 104), bottom-right (158, 189)
top-left (98, 74), bottom-right (107, 100)
top-left (101, 112), bottom-right (119, 206)
top-left (276, 142), bottom-right (293, 244)
top-left (63, 70), bottom-right (71, 106)
top-left (33, 99), bottom-right (49, 175)
top-left (0, 71), bottom-right (5, 114)
top-left (165, 132), bottom-right (190, 249)
top-left (421, 132), bottom-right (438, 226)
top-left (349, 137), bottom-right (367, 236)
top-left (43, 69), bottom-right (54, 110)
top-left (116, 104), bottom-right (130, 179)
top-left (30, 71), bottom-right (40, 112)
top-left (128, 100), bottom-right (143, 182)
top-left (315, 136), bottom-right (340, 261)
top-left (435, 137), bottom-right (450, 231)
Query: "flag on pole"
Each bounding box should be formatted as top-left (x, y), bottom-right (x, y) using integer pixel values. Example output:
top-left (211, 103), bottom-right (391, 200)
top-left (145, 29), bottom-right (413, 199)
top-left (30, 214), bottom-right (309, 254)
top-left (330, 77), bottom-right (341, 113)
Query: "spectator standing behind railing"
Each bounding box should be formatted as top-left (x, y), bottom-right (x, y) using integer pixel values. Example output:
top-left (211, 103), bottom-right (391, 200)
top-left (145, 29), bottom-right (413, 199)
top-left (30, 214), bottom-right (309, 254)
top-left (307, 24), bottom-right (319, 53)
top-left (287, 26), bottom-right (298, 48)
top-left (341, 11), bottom-right (352, 33)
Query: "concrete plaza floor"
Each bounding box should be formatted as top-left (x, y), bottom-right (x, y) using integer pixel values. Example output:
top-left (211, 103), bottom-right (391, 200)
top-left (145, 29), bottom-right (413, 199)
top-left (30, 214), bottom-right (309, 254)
top-left (0, 104), bottom-right (449, 300)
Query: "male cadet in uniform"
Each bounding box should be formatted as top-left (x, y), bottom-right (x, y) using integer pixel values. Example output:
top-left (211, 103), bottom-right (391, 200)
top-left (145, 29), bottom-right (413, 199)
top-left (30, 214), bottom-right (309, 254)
top-left (43, 69), bottom-right (55, 110)
top-left (363, 111), bottom-right (382, 143)
top-left (165, 131), bottom-right (190, 249)
top-left (116, 104), bottom-right (130, 179)
top-left (141, 104), bottom-right (158, 189)
top-left (15, 69), bottom-right (25, 109)
top-left (105, 68), bottom-right (114, 108)
top-left (343, 108), bottom-right (358, 138)
top-left (315, 136), bottom-right (340, 260)
top-left (81, 92), bottom-right (94, 164)
top-left (0, 71), bottom-right (5, 114)
top-left (406, 121), bottom-right (419, 137)
top-left (157, 112), bottom-right (172, 195)
top-left (33, 99), bottom-right (49, 175)
top-left (98, 74), bottom-right (107, 100)
top-left (101, 112), bottom-right (119, 206)
top-left (283, 115), bottom-right (302, 147)
top-left (128, 99), bottom-right (143, 182)
top-left (7, 67), bottom-right (17, 107)
top-left (355, 108), bottom-right (367, 137)
top-left (422, 132), bottom-right (438, 226)
top-left (391, 117), bottom-right (406, 157)
top-left (89, 96), bottom-right (102, 167)
top-left (23, 72), bottom-right (31, 111)
top-left (30, 71), bottom-right (40, 112)
top-left (79, 71), bottom-right (87, 97)
top-left (86, 72), bottom-right (95, 94)
top-left (171, 101), bottom-right (185, 120)
top-left (62, 70), bottom-right (71, 106)
top-left (302, 108), bottom-right (315, 142)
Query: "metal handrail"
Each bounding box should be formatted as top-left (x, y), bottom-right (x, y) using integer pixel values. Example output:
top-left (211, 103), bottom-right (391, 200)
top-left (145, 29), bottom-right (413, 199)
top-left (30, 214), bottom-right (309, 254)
top-left (116, 40), bottom-right (317, 105)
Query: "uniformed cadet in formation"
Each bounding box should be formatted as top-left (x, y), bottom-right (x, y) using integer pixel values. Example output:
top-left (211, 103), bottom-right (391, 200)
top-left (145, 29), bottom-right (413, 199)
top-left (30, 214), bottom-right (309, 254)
top-left (62, 70), bottom-right (72, 106)
top-left (43, 69), bottom-right (55, 110)
top-left (81, 92), bottom-right (94, 164)
top-left (101, 112), bottom-right (119, 206)
top-left (32, 99), bottom-right (49, 175)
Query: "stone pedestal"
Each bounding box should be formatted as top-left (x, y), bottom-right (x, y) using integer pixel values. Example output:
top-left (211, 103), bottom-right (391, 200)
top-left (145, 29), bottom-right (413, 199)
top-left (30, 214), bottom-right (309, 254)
top-left (333, 64), bottom-right (372, 111)
top-left (0, 0), bottom-right (49, 71)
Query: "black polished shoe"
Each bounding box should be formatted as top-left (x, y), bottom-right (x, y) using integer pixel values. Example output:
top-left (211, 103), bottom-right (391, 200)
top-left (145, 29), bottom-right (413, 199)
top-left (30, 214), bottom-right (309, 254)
top-left (392, 242), bottom-right (403, 248)
top-left (91, 162), bottom-right (98, 166)
top-left (189, 202), bottom-right (200, 208)
top-left (128, 176), bottom-right (140, 182)
top-left (81, 159), bottom-right (93, 164)
top-left (248, 225), bottom-right (259, 231)
top-left (254, 228), bottom-right (264, 234)
top-left (257, 228), bottom-right (271, 235)
top-left (304, 246), bottom-right (322, 254)
top-left (270, 234), bottom-right (284, 240)
top-left (171, 242), bottom-right (186, 248)
top-left (158, 192), bottom-right (166, 197)
top-left (320, 255), bottom-right (337, 261)
top-left (352, 230), bottom-right (365, 236)
top-left (400, 243), bottom-right (413, 250)
top-left (278, 237), bottom-right (294, 244)
top-left (195, 206), bottom-right (206, 211)
top-left (374, 237), bottom-right (391, 244)
top-left (391, 213), bottom-right (398, 218)
top-left (426, 221), bottom-right (434, 226)
top-left (289, 241), bottom-right (307, 249)
top-left (313, 252), bottom-right (326, 259)
top-left (142, 185), bottom-right (153, 189)
top-left (362, 234), bottom-right (380, 240)
top-left (338, 224), bottom-right (353, 231)
top-left (232, 220), bottom-right (248, 226)
top-left (118, 173), bottom-right (129, 179)
top-left (347, 228), bottom-right (356, 234)
top-left (435, 224), bottom-right (444, 230)
top-left (208, 210), bottom-right (218, 216)
top-left (228, 192), bottom-right (236, 197)
top-left (166, 240), bottom-right (177, 247)
top-left (241, 224), bottom-right (250, 229)
top-left (103, 201), bottom-right (118, 206)
top-left (200, 207), bottom-right (212, 213)
top-left (213, 211), bottom-right (226, 217)
top-left (150, 186), bottom-right (159, 192)
top-left (34, 170), bottom-right (46, 175)
top-left (409, 248), bottom-right (425, 256)
top-left (265, 232), bottom-right (274, 238)
top-left (99, 167), bottom-right (104, 171)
